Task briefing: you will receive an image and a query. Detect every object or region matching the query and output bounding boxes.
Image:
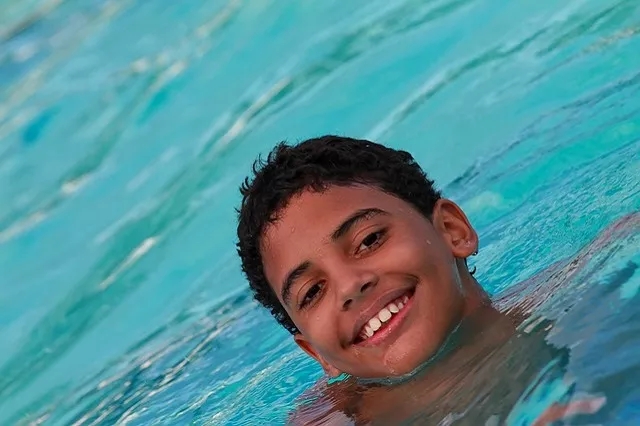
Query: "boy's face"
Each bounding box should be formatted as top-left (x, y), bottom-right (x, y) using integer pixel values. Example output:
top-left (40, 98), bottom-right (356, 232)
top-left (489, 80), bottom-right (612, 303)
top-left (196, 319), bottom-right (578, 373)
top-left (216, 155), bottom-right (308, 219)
top-left (261, 185), bottom-right (480, 378)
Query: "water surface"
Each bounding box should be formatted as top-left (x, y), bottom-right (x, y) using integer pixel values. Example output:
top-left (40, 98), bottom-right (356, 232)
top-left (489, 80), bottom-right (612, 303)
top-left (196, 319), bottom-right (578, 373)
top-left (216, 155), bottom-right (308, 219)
top-left (0, 0), bottom-right (639, 424)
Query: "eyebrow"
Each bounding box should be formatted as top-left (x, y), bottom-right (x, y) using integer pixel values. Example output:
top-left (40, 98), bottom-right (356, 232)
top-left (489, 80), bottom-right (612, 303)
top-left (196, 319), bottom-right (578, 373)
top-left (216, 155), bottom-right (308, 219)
top-left (280, 208), bottom-right (388, 306)
top-left (281, 261), bottom-right (311, 306)
top-left (331, 208), bottom-right (387, 241)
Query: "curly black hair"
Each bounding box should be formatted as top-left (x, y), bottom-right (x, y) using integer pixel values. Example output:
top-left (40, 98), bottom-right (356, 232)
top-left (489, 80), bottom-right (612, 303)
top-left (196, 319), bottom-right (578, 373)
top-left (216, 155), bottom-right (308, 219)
top-left (236, 135), bottom-right (442, 334)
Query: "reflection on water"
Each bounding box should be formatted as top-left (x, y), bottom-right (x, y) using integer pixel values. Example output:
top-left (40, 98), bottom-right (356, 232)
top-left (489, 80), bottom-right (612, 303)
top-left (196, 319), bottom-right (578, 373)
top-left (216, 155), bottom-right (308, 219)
top-left (1, 0), bottom-right (639, 424)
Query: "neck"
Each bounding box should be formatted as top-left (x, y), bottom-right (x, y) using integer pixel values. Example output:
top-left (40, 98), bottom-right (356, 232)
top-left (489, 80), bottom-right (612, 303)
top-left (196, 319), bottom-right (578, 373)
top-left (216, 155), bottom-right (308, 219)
top-left (460, 272), bottom-right (491, 316)
top-left (405, 304), bottom-right (516, 388)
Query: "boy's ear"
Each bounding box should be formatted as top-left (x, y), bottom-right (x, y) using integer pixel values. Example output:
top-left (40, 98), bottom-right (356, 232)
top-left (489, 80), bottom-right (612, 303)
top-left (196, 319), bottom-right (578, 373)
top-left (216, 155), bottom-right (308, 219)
top-left (294, 334), bottom-right (342, 377)
top-left (432, 199), bottom-right (478, 259)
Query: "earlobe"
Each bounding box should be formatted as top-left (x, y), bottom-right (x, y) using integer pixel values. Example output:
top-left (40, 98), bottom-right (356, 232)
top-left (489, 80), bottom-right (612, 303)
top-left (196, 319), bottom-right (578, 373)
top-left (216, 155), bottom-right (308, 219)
top-left (432, 199), bottom-right (478, 259)
top-left (294, 334), bottom-right (342, 377)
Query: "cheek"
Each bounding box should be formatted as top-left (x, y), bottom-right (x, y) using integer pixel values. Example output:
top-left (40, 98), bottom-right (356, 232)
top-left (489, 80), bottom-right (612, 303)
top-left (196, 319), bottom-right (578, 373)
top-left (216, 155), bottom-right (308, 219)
top-left (391, 234), bottom-right (463, 316)
top-left (383, 232), bottom-right (452, 275)
top-left (298, 309), bottom-right (340, 351)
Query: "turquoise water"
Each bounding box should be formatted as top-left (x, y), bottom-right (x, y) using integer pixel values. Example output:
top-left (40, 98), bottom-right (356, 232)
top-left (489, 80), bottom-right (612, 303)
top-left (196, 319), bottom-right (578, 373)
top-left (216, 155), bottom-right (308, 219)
top-left (1, 0), bottom-right (639, 424)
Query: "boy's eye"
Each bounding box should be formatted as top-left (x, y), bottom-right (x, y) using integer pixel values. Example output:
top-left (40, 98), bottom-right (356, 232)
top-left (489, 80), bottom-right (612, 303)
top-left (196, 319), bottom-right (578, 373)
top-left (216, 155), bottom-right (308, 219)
top-left (356, 229), bottom-right (387, 255)
top-left (300, 282), bottom-right (323, 309)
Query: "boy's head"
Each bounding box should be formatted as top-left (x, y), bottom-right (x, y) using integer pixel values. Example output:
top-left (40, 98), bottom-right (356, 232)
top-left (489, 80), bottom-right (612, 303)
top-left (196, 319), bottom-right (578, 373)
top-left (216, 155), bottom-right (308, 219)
top-left (237, 136), bottom-right (485, 378)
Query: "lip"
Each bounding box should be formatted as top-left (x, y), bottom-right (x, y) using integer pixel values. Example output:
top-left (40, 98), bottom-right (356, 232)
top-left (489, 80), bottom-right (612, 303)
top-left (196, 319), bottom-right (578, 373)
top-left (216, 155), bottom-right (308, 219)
top-left (350, 286), bottom-right (416, 345)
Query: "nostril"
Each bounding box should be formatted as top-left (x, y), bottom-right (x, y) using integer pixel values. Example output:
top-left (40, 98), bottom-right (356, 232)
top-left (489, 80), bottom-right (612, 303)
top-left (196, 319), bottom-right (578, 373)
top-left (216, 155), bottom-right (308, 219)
top-left (343, 299), bottom-right (353, 310)
top-left (360, 282), bottom-right (372, 293)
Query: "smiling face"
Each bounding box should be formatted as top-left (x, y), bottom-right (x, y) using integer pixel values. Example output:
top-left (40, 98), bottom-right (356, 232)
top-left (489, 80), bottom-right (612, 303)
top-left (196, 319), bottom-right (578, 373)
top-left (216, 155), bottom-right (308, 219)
top-left (261, 184), bottom-right (485, 378)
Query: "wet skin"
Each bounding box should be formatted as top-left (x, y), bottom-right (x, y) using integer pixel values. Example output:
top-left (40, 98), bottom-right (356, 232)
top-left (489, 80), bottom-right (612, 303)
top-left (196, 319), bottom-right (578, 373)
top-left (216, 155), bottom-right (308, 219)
top-left (261, 184), bottom-right (487, 378)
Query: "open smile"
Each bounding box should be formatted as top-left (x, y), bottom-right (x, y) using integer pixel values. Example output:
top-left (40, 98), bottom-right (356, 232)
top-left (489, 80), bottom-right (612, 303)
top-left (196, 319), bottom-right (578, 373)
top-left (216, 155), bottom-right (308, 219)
top-left (353, 289), bottom-right (415, 346)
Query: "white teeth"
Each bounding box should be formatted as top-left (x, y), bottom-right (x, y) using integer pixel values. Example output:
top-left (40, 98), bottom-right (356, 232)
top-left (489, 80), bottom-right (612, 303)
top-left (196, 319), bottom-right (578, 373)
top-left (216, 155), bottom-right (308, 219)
top-left (369, 317), bottom-right (382, 331)
top-left (358, 294), bottom-right (412, 341)
top-left (379, 308), bottom-right (392, 322)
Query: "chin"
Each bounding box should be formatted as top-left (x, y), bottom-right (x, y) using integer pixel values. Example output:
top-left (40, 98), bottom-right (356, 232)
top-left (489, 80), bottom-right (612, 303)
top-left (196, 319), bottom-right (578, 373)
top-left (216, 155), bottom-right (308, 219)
top-left (382, 352), bottom-right (433, 377)
top-left (380, 328), bottom-right (451, 378)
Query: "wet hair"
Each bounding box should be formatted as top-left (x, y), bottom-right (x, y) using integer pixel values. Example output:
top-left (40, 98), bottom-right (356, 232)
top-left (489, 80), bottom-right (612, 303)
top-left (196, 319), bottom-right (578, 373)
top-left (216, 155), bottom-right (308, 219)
top-left (236, 135), bottom-right (442, 334)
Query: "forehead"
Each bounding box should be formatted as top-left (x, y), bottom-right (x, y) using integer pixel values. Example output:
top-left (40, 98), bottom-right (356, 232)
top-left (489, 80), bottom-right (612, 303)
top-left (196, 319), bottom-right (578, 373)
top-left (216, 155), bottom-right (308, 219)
top-left (264, 184), bottom-right (398, 244)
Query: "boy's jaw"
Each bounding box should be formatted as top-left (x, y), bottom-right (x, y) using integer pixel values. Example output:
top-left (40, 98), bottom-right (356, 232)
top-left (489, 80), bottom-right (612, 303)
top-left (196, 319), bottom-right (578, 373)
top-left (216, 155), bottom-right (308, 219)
top-left (324, 277), bottom-right (456, 379)
top-left (329, 276), bottom-right (467, 378)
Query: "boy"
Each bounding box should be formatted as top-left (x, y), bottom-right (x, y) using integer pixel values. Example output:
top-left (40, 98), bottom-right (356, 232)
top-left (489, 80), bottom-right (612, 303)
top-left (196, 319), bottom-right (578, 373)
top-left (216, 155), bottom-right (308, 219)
top-left (236, 135), bottom-right (613, 424)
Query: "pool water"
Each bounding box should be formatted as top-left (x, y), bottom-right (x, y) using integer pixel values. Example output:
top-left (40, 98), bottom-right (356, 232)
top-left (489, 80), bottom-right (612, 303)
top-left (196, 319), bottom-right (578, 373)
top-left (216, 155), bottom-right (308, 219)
top-left (0, 0), bottom-right (639, 424)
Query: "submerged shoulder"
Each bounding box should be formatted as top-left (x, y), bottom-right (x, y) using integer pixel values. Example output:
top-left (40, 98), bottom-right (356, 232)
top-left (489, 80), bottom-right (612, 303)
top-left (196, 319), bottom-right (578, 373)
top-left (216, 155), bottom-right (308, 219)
top-left (287, 378), bottom-right (358, 425)
top-left (494, 212), bottom-right (640, 323)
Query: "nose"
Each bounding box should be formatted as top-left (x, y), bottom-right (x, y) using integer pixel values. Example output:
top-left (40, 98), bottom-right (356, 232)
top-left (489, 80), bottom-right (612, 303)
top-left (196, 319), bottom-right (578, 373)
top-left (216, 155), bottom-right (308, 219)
top-left (337, 268), bottom-right (379, 311)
